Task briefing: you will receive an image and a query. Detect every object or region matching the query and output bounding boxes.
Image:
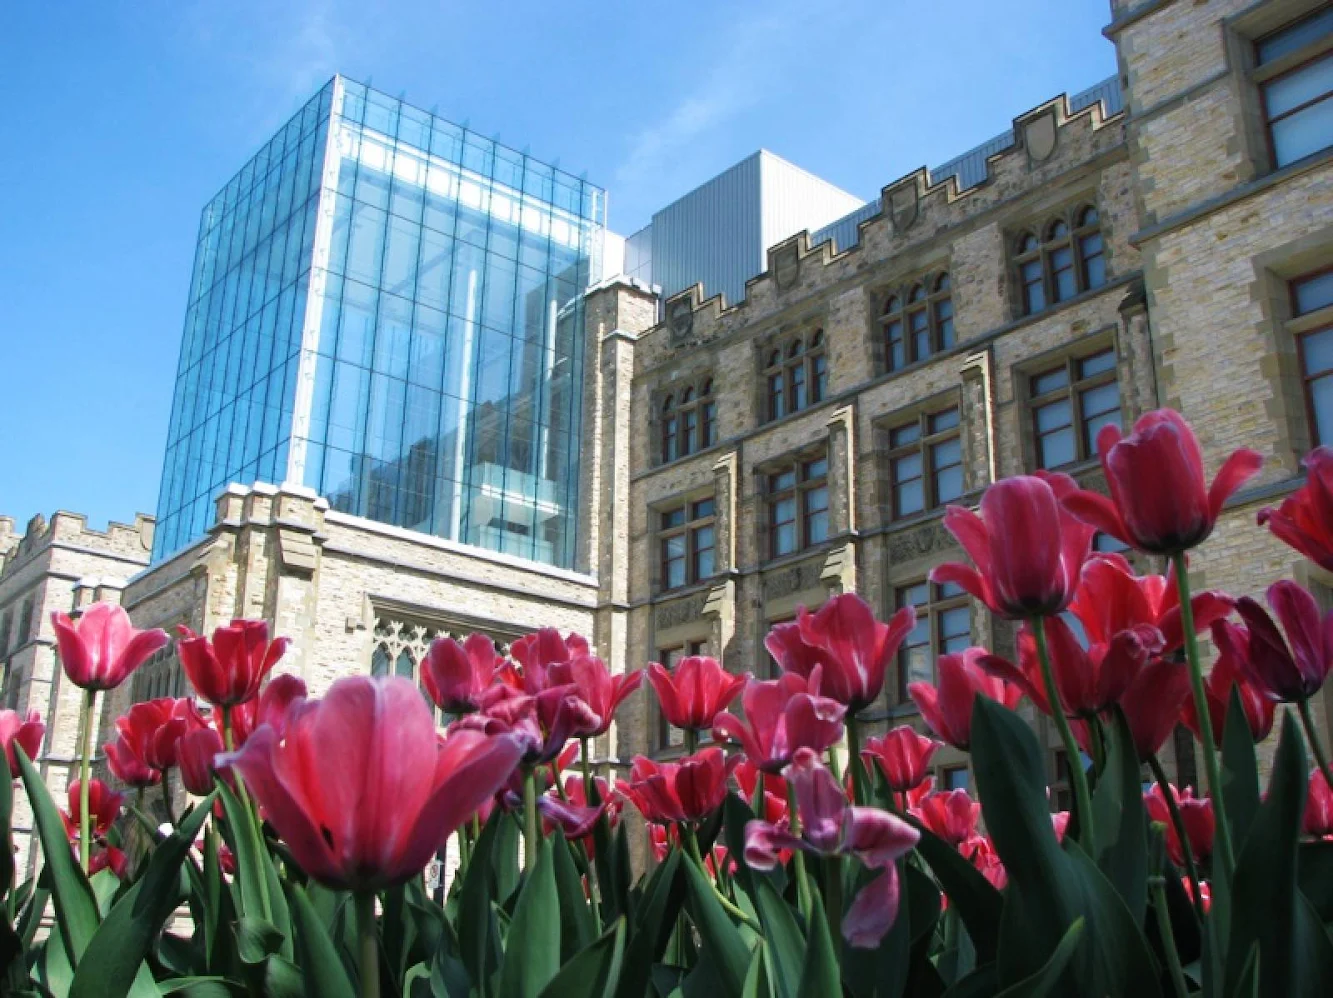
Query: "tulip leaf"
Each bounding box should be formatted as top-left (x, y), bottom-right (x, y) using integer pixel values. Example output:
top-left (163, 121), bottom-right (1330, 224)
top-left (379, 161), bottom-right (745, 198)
top-left (1298, 840), bottom-right (1333, 920)
top-left (1221, 686), bottom-right (1261, 853)
top-left (158, 977), bottom-right (248, 996)
top-left (841, 859), bottom-right (914, 998)
top-left (750, 876), bottom-right (804, 998)
top-left (682, 854), bottom-right (752, 998)
top-left (1224, 711), bottom-right (1309, 998)
top-left (1090, 708), bottom-right (1148, 923)
top-left (458, 810), bottom-right (504, 991)
top-left (69, 790), bottom-right (215, 998)
top-left (498, 837), bottom-right (560, 998)
top-left (1227, 944), bottom-right (1259, 998)
top-left (940, 965), bottom-right (998, 998)
top-left (16, 746), bottom-right (101, 965)
top-left (215, 778), bottom-right (271, 922)
top-left (741, 946), bottom-right (766, 998)
top-left (288, 883), bottom-right (357, 998)
top-left (993, 916), bottom-right (1084, 998)
top-left (613, 848), bottom-right (684, 998)
top-left (551, 836), bottom-right (595, 961)
top-left (795, 891), bottom-right (839, 998)
top-left (914, 826), bottom-right (1000, 965)
top-left (537, 916), bottom-right (626, 998)
top-left (1061, 843), bottom-right (1162, 998)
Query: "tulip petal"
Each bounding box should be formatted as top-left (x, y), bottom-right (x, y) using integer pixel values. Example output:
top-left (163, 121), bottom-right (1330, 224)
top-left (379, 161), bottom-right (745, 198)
top-left (843, 866), bottom-right (901, 948)
top-left (1207, 448), bottom-right (1263, 521)
top-left (1267, 581), bottom-right (1329, 695)
top-left (1061, 490), bottom-right (1131, 548)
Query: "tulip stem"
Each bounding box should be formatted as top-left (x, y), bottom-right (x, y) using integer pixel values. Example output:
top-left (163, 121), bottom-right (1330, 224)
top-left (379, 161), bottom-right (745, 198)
top-left (1298, 698), bottom-right (1333, 797)
top-left (683, 826), bottom-right (759, 931)
top-left (1172, 553), bottom-right (1235, 878)
top-left (1032, 618), bottom-right (1096, 858)
top-left (222, 706), bottom-right (272, 921)
top-left (162, 768), bottom-right (177, 828)
top-left (786, 778), bottom-right (813, 921)
top-left (824, 855), bottom-right (844, 956)
top-left (846, 715), bottom-right (867, 806)
top-left (523, 768), bottom-right (538, 871)
top-left (684, 728), bottom-right (698, 755)
top-left (1148, 753), bottom-right (1205, 927)
top-left (355, 891), bottom-right (380, 998)
top-left (1150, 872), bottom-right (1191, 998)
top-left (578, 738), bottom-right (605, 931)
top-left (78, 689), bottom-right (95, 873)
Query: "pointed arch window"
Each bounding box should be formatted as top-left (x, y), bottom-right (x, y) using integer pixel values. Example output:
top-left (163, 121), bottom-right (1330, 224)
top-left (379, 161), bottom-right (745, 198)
top-left (659, 378), bottom-right (717, 464)
top-left (1014, 205), bottom-right (1106, 316)
top-left (881, 272), bottom-right (953, 372)
top-left (764, 331), bottom-right (827, 421)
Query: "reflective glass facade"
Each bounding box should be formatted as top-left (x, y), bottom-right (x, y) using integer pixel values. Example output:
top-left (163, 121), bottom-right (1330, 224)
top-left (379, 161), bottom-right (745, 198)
top-left (155, 77), bottom-right (605, 570)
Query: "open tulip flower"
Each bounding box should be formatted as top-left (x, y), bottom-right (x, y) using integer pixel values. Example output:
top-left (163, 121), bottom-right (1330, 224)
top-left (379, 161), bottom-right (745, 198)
top-left (509, 628), bottom-right (591, 693)
top-left (745, 748), bottom-right (920, 948)
top-left (646, 656), bottom-right (746, 733)
top-left (980, 616), bottom-right (1164, 718)
top-left (224, 673), bottom-right (308, 746)
top-left (862, 726), bottom-right (942, 793)
top-left (1067, 553), bottom-right (1233, 654)
top-left (1215, 580), bottom-right (1333, 703)
top-left (910, 788), bottom-right (981, 846)
top-left (176, 619), bottom-right (290, 708)
top-left (619, 748), bottom-right (734, 825)
top-left (765, 593), bottom-right (915, 714)
top-left (712, 671), bottom-right (845, 772)
top-left (0, 709), bottom-right (44, 778)
top-left (1183, 630), bottom-right (1275, 743)
top-left (460, 683), bottom-right (597, 765)
top-left (932, 472), bottom-right (1094, 620)
top-left (422, 633), bottom-right (504, 714)
top-left (222, 675), bottom-right (524, 893)
top-left (1063, 409), bottom-right (1262, 555)
top-left (51, 602), bottom-right (168, 692)
top-left (548, 654), bottom-right (642, 738)
top-left (62, 778), bottom-right (123, 841)
top-left (1306, 769), bottom-right (1333, 838)
top-left (909, 648), bottom-right (1022, 750)
top-left (108, 697), bottom-right (206, 778)
top-left (1105, 658), bottom-right (1194, 762)
top-left (1259, 446), bottom-right (1333, 571)
top-left (1144, 783), bottom-right (1215, 866)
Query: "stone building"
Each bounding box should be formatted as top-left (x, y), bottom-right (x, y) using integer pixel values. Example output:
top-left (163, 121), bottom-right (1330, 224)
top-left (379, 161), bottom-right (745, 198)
top-left (6, 0), bottom-right (1333, 866)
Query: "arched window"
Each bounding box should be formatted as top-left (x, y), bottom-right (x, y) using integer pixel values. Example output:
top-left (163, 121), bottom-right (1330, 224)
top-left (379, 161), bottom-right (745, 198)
top-left (881, 273), bottom-right (953, 372)
top-left (1015, 205), bottom-right (1107, 316)
top-left (659, 379), bottom-right (717, 463)
top-left (764, 331), bottom-right (827, 421)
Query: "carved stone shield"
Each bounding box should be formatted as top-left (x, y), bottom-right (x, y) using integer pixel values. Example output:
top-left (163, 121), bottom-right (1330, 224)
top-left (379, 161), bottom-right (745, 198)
top-left (773, 245), bottom-right (800, 291)
top-left (1025, 111), bottom-right (1058, 164)
top-left (667, 299), bottom-right (693, 343)
top-left (889, 185), bottom-right (918, 233)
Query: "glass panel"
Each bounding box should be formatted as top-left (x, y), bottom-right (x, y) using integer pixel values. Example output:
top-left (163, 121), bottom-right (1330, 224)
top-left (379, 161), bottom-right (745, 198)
top-left (1032, 368), bottom-right (1070, 395)
top-left (1021, 259), bottom-right (1045, 313)
top-left (1080, 234), bottom-right (1105, 288)
top-left (1295, 272), bottom-right (1333, 314)
top-left (1079, 349), bottom-right (1116, 378)
top-left (1311, 373), bottom-right (1333, 444)
top-left (1265, 56), bottom-right (1333, 117)
top-left (1271, 95), bottom-right (1333, 165)
top-left (890, 422), bottom-right (921, 447)
top-left (943, 767), bottom-right (970, 792)
top-left (1305, 327), bottom-right (1333, 374)
top-left (1039, 427), bottom-right (1077, 469)
top-left (929, 408), bottom-right (960, 433)
top-left (1051, 246), bottom-right (1076, 301)
top-left (1035, 399), bottom-right (1073, 434)
top-left (1258, 7), bottom-right (1333, 64)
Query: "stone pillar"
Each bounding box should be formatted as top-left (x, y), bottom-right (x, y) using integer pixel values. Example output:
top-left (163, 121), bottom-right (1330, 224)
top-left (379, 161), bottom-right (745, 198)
top-left (826, 404), bottom-right (857, 536)
top-left (960, 349), bottom-right (997, 489)
top-left (1116, 279), bottom-right (1159, 426)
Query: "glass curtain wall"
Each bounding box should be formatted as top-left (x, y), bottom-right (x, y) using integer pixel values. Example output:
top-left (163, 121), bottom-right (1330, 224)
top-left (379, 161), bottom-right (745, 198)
top-left (153, 83), bottom-right (333, 559)
top-left (298, 80), bottom-right (602, 569)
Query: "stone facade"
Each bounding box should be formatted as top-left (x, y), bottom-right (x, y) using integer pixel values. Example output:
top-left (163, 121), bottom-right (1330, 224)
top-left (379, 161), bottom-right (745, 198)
top-left (7, 0), bottom-right (1333, 870)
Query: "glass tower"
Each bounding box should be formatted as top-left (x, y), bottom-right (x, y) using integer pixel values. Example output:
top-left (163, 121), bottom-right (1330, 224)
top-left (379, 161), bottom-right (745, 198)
top-left (155, 77), bottom-right (606, 569)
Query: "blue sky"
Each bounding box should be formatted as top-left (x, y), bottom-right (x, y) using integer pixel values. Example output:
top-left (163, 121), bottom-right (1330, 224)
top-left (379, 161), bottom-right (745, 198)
top-left (0, 0), bottom-right (1116, 533)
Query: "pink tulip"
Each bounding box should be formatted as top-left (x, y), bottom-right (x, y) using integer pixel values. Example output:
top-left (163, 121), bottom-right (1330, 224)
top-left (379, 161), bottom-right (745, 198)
top-left (1183, 630), bottom-right (1275, 743)
top-left (1144, 783), bottom-right (1214, 865)
top-left (176, 619), bottom-right (290, 708)
top-left (932, 472), bottom-right (1094, 620)
top-left (509, 628), bottom-right (591, 693)
top-left (1259, 447), bottom-right (1333, 571)
top-left (51, 602), bottom-right (168, 692)
top-left (909, 648), bottom-right (1022, 750)
top-left (861, 727), bottom-right (941, 793)
top-left (549, 655), bottom-right (642, 737)
top-left (619, 748), bottom-right (733, 825)
top-left (177, 726), bottom-right (227, 796)
top-left (1112, 658), bottom-right (1194, 761)
top-left (713, 672), bottom-right (845, 772)
top-left (421, 633), bottom-right (503, 714)
top-left (911, 789), bottom-right (980, 846)
top-left (226, 673), bottom-right (308, 746)
top-left (1216, 581), bottom-right (1333, 703)
top-left (222, 675), bottom-right (524, 892)
top-left (646, 656), bottom-right (746, 732)
top-left (0, 709), bottom-right (44, 777)
top-left (1063, 408), bottom-right (1262, 554)
top-left (1306, 769), bottom-right (1333, 837)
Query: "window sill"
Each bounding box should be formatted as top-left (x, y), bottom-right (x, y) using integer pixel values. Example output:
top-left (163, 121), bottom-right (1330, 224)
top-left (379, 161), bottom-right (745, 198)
top-left (881, 505), bottom-right (950, 533)
top-left (760, 535), bottom-right (845, 573)
top-left (651, 577), bottom-right (719, 603)
top-left (654, 440), bottom-right (726, 473)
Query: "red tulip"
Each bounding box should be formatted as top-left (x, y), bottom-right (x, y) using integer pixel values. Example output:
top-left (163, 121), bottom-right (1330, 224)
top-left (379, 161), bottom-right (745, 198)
top-left (549, 655), bottom-right (643, 737)
top-left (222, 675), bottom-right (524, 892)
top-left (1113, 658), bottom-right (1193, 761)
top-left (1067, 554), bottom-right (1233, 654)
top-left (422, 633), bottom-right (503, 714)
top-left (563, 774), bottom-right (623, 828)
top-left (63, 779), bottom-right (123, 840)
top-left (1063, 409), bottom-right (1262, 554)
top-left (537, 790), bottom-right (607, 840)
top-left (763, 593), bottom-right (915, 713)
top-left (713, 672), bottom-right (845, 772)
top-left (1259, 447), bottom-right (1333, 571)
top-left (509, 628), bottom-right (590, 693)
top-left (105, 734), bottom-right (158, 788)
top-left (980, 616), bottom-right (1163, 718)
top-left (909, 648), bottom-right (1023, 750)
top-left (618, 748), bottom-right (732, 824)
top-left (910, 789), bottom-right (980, 846)
top-left (87, 846), bottom-right (129, 879)
top-left (932, 472), bottom-right (1094, 620)
top-left (460, 683), bottom-right (596, 765)
top-left (861, 726), bottom-right (941, 793)
top-left (744, 748), bottom-right (919, 948)
top-left (178, 726), bottom-right (227, 796)
top-left (176, 619), bottom-right (290, 708)
top-left (1182, 877), bottom-right (1211, 913)
top-left (967, 836), bottom-right (1007, 891)
top-left (0, 709), bottom-right (44, 777)
top-left (107, 697), bottom-right (206, 783)
top-left (645, 656), bottom-right (746, 732)
top-left (1306, 769), bottom-right (1333, 837)
top-left (1144, 783), bottom-right (1214, 866)
top-left (1214, 581), bottom-right (1333, 702)
top-left (226, 673), bottom-right (308, 746)
top-left (51, 602), bottom-right (168, 691)
top-left (1183, 629), bottom-right (1275, 743)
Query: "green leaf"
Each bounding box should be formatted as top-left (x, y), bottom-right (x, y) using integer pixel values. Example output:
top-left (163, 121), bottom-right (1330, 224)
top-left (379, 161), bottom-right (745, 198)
top-left (1224, 711), bottom-right (1309, 998)
top-left (235, 918), bottom-right (284, 965)
top-left (261, 954), bottom-right (305, 998)
top-left (537, 917), bottom-right (626, 998)
top-left (1091, 709), bottom-right (1148, 923)
top-left (1063, 842), bottom-right (1162, 997)
top-left (682, 855), bottom-right (751, 998)
top-left (498, 837), bottom-right (560, 998)
top-left (1221, 685), bottom-right (1261, 853)
top-left (994, 917), bottom-right (1084, 998)
top-left (750, 876), bottom-right (804, 998)
top-left (158, 977), bottom-right (248, 996)
top-left (16, 746), bottom-right (100, 965)
top-left (458, 809), bottom-right (503, 992)
top-left (613, 848), bottom-right (683, 998)
top-left (1227, 944), bottom-right (1259, 998)
top-left (69, 791), bottom-right (214, 998)
top-left (288, 883), bottom-right (357, 998)
top-left (914, 826), bottom-right (1001, 965)
top-left (551, 836), bottom-right (595, 962)
top-left (795, 891), bottom-right (838, 998)
top-left (1298, 840), bottom-right (1333, 921)
top-left (741, 947), bottom-right (766, 998)
top-left (214, 779), bottom-right (269, 921)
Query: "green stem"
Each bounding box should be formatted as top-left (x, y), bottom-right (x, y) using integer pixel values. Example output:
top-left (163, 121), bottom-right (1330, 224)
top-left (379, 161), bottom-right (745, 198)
top-left (579, 737), bottom-right (593, 799)
top-left (1172, 553), bottom-right (1235, 878)
top-left (355, 891), bottom-right (380, 998)
top-left (846, 714), bottom-right (867, 806)
top-left (578, 737), bottom-right (604, 931)
top-left (78, 689), bottom-right (95, 873)
top-left (825, 855), bottom-right (844, 956)
top-left (786, 778), bottom-right (813, 920)
top-left (751, 774), bottom-right (765, 817)
top-left (826, 743), bottom-right (843, 786)
top-left (162, 767), bottom-right (178, 827)
top-left (1298, 698), bottom-right (1333, 796)
top-left (1032, 618), bottom-right (1097, 857)
top-left (523, 768), bottom-right (538, 871)
top-left (1150, 874), bottom-right (1191, 998)
top-left (1148, 753), bottom-right (1206, 928)
top-left (682, 826), bottom-right (759, 930)
top-left (684, 727), bottom-right (698, 755)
